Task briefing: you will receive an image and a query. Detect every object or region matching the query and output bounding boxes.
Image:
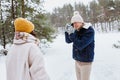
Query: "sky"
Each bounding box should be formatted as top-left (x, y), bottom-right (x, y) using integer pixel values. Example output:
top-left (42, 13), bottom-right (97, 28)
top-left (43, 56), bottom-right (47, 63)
top-left (44, 0), bottom-right (93, 13)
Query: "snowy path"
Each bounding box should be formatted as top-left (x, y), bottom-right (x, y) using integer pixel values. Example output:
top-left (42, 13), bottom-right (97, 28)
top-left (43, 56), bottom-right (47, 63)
top-left (1, 33), bottom-right (120, 80)
top-left (44, 34), bottom-right (76, 80)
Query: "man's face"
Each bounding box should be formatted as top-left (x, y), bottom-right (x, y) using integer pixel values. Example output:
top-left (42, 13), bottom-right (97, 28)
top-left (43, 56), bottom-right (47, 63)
top-left (73, 22), bottom-right (83, 30)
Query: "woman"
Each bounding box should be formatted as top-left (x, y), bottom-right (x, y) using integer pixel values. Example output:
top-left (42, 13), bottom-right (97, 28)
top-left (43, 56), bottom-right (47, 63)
top-left (6, 18), bottom-right (50, 80)
top-left (65, 11), bottom-right (95, 80)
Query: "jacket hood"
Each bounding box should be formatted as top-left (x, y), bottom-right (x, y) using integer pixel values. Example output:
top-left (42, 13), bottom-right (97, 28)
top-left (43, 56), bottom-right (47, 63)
top-left (13, 32), bottom-right (40, 45)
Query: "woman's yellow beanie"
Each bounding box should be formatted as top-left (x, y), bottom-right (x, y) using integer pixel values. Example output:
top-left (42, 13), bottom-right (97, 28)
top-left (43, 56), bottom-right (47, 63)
top-left (14, 18), bottom-right (34, 33)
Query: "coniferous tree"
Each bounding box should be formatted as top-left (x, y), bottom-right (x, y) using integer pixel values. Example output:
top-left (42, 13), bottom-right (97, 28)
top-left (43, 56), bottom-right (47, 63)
top-left (0, 0), bottom-right (55, 49)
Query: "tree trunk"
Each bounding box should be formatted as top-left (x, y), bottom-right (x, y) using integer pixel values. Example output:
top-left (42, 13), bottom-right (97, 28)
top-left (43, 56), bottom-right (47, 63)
top-left (22, 0), bottom-right (25, 18)
top-left (11, 0), bottom-right (15, 19)
top-left (2, 27), bottom-right (6, 49)
top-left (15, 0), bottom-right (18, 17)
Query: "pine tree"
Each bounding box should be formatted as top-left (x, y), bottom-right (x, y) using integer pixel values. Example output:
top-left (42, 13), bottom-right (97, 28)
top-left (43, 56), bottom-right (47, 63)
top-left (0, 0), bottom-right (55, 49)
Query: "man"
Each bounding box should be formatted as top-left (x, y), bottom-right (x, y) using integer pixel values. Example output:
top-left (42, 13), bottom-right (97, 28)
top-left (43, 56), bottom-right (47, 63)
top-left (65, 11), bottom-right (95, 80)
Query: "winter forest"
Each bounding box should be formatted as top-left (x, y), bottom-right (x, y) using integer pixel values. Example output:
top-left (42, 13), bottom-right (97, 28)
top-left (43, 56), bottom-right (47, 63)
top-left (0, 0), bottom-right (120, 48)
top-left (0, 0), bottom-right (120, 80)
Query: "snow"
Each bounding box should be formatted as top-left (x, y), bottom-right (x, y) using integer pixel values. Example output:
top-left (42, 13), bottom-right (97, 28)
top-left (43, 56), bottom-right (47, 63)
top-left (1, 32), bottom-right (120, 80)
top-left (109, 7), bottom-right (115, 10)
top-left (0, 56), bottom-right (6, 80)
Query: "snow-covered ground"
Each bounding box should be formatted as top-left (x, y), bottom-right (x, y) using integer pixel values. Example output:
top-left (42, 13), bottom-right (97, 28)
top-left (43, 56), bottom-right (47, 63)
top-left (0, 56), bottom-right (6, 80)
top-left (1, 32), bottom-right (120, 80)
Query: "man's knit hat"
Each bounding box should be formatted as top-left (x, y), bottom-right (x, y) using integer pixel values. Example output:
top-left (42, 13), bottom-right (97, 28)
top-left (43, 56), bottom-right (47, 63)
top-left (71, 11), bottom-right (84, 24)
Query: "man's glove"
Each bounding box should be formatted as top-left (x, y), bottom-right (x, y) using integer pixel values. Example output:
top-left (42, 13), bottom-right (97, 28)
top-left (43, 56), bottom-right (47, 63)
top-left (65, 23), bottom-right (75, 34)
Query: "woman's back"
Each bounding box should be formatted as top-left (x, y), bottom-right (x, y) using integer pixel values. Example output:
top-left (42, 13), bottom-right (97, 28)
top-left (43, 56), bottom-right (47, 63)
top-left (6, 17), bottom-right (50, 80)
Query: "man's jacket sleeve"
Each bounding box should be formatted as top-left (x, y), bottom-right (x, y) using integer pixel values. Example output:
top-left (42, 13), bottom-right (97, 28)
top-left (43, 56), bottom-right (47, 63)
top-left (65, 32), bottom-right (73, 43)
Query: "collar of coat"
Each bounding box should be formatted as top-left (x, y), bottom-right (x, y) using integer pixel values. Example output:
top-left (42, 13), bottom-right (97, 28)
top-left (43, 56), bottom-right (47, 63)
top-left (13, 32), bottom-right (40, 45)
top-left (83, 23), bottom-right (92, 29)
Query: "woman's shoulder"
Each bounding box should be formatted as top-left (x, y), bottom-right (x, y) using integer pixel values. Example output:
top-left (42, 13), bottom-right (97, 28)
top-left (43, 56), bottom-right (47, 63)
top-left (25, 43), bottom-right (38, 47)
